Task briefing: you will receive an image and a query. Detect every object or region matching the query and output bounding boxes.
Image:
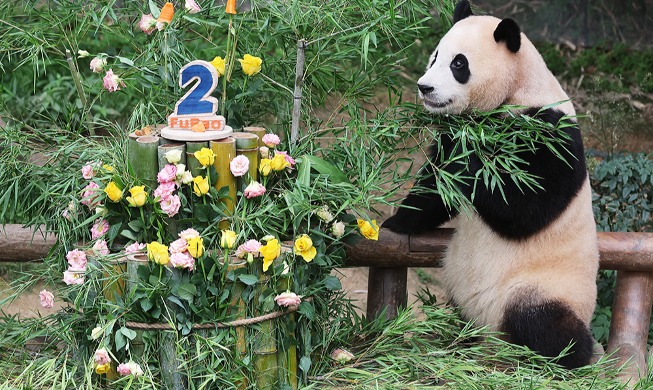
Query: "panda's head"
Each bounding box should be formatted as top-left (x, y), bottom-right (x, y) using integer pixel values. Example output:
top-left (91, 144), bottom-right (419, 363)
top-left (418, 0), bottom-right (526, 114)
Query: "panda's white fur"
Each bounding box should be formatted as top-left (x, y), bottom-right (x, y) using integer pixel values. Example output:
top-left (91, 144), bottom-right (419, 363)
top-left (383, 0), bottom-right (599, 369)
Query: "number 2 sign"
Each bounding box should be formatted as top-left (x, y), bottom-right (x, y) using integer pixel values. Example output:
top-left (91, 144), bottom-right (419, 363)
top-left (161, 60), bottom-right (232, 141)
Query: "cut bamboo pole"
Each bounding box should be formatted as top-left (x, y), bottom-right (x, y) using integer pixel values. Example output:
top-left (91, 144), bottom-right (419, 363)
top-left (186, 141), bottom-right (209, 178)
top-left (232, 132), bottom-right (260, 189)
top-left (157, 143), bottom-right (187, 171)
top-left (210, 138), bottom-right (237, 223)
top-left (223, 257), bottom-right (248, 390)
top-left (128, 135), bottom-right (160, 189)
top-left (243, 126), bottom-right (267, 146)
top-left (290, 39), bottom-right (307, 144)
top-left (159, 330), bottom-right (186, 390)
top-left (103, 256), bottom-right (126, 302)
top-left (253, 270), bottom-right (278, 389)
top-left (275, 247), bottom-right (298, 389)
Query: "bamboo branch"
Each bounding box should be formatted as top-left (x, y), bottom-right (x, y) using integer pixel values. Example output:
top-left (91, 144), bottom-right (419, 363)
top-left (65, 49), bottom-right (94, 136)
top-left (290, 39), bottom-right (307, 145)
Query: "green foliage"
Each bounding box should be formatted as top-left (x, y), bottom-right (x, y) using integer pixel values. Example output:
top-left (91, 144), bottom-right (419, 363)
top-left (590, 152), bottom-right (653, 345)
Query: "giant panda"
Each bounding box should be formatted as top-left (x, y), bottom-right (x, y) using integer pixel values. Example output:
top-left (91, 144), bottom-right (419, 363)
top-left (382, 0), bottom-right (599, 369)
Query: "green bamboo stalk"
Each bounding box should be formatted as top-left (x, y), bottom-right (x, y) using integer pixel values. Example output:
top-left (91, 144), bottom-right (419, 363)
top-left (276, 245), bottom-right (298, 389)
top-left (186, 141), bottom-right (209, 178)
top-left (157, 143), bottom-right (187, 171)
top-left (223, 256), bottom-right (248, 390)
top-left (128, 135), bottom-right (160, 189)
top-left (243, 126), bottom-right (267, 147)
top-left (159, 330), bottom-right (186, 390)
top-left (232, 132), bottom-right (259, 190)
top-left (103, 256), bottom-right (126, 303)
top-left (126, 253), bottom-right (148, 360)
top-left (210, 138), bottom-right (237, 229)
top-left (253, 271), bottom-right (278, 389)
top-left (65, 49), bottom-right (94, 136)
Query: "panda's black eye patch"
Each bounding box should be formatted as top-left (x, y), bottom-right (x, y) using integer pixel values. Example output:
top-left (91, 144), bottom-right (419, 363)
top-left (429, 51), bottom-right (438, 68)
top-left (450, 54), bottom-right (470, 84)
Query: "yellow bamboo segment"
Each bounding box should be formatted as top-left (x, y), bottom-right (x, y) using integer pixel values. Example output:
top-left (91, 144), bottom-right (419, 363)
top-left (210, 138), bottom-right (237, 226)
top-left (232, 132), bottom-right (260, 189)
top-left (103, 256), bottom-right (126, 303)
top-left (243, 126), bottom-right (267, 147)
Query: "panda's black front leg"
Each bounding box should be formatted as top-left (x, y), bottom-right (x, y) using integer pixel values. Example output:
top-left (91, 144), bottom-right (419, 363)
top-left (382, 162), bottom-right (458, 234)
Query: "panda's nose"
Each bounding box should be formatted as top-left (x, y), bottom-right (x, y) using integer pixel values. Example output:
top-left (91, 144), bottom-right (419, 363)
top-left (417, 83), bottom-right (434, 94)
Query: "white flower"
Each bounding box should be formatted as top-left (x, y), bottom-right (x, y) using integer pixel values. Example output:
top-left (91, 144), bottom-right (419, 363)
top-left (95, 205), bottom-right (107, 216)
top-left (91, 326), bottom-right (103, 340)
top-left (165, 149), bottom-right (183, 164)
top-left (180, 170), bottom-right (193, 185)
top-left (315, 205), bottom-right (334, 223)
top-left (78, 50), bottom-right (90, 58)
top-left (185, 0), bottom-right (201, 14)
top-left (331, 221), bottom-right (346, 238)
top-left (259, 146), bottom-right (270, 159)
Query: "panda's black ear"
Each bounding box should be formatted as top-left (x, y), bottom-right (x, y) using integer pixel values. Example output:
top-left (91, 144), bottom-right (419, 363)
top-left (494, 18), bottom-right (521, 53)
top-left (453, 0), bottom-right (473, 24)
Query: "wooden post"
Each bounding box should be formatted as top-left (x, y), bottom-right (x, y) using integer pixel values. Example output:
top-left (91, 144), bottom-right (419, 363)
top-left (366, 267), bottom-right (407, 321)
top-left (606, 271), bottom-right (653, 382)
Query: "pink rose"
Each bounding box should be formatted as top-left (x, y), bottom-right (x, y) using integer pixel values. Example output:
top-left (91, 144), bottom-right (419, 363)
top-left (235, 239), bottom-right (262, 258)
top-left (63, 270), bottom-right (84, 285)
top-left (154, 182), bottom-right (176, 200)
top-left (229, 155), bottom-right (250, 177)
top-left (117, 361), bottom-right (143, 376)
top-left (94, 348), bottom-right (111, 365)
top-left (39, 289), bottom-right (54, 309)
top-left (89, 57), bottom-right (106, 73)
top-left (179, 228), bottom-right (200, 241)
top-left (81, 164), bottom-right (94, 180)
top-left (138, 14), bottom-right (156, 35)
top-left (185, 0), bottom-right (201, 14)
top-left (66, 249), bottom-right (87, 271)
top-left (274, 292), bottom-right (302, 307)
top-left (262, 133), bottom-right (280, 148)
top-left (169, 251), bottom-right (195, 270)
top-left (92, 240), bottom-right (110, 256)
top-left (91, 219), bottom-right (109, 240)
top-left (157, 164), bottom-right (177, 184)
top-left (117, 363), bottom-right (131, 376)
top-left (243, 181), bottom-right (266, 199)
top-left (275, 151), bottom-right (296, 168)
top-left (81, 182), bottom-right (101, 207)
top-left (160, 194), bottom-right (181, 217)
top-left (169, 238), bottom-right (188, 254)
top-left (102, 69), bottom-right (125, 92)
top-left (125, 242), bottom-right (146, 253)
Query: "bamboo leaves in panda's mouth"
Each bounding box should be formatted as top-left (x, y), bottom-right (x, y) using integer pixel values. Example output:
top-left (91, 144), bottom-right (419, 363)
top-left (403, 102), bottom-right (578, 212)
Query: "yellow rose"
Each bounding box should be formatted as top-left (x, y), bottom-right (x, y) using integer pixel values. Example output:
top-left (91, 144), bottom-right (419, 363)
top-left (238, 54), bottom-right (262, 76)
top-left (357, 219), bottom-right (379, 241)
top-left (259, 158), bottom-right (272, 177)
top-left (147, 241), bottom-right (170, 265)
top-left (102, 164), bottom-right (114, 172)
top-left (259, 238), bottom-right (281, 272)
top-left (104, 181), bottom-right (123, 202)
top-left (210, 56), bottom-right (225, 76)
top-left (193, 147), bottom-right (216, 167)
top-left (95, 363), bottom-right (111, 375)
top-left (294, 234), bottom-right (317, 262)
top-left (126, 185), bottom-right (147, 207)
top-left (270, 153), bottom-right (290, 172)
top-left (220, 229), bottom-right (237, 249)
top-left (193, 175), bottom-right (210, 196)
top-left (187, 236), bottom-right (204, 258)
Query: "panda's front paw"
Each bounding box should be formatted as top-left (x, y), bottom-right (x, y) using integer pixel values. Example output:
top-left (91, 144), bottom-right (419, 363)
top-left (382, 212), bottom-right (425, 235)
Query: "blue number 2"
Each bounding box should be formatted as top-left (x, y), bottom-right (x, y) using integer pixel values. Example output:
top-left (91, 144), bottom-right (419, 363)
top-left (174, 61), bottom-right (219, 116)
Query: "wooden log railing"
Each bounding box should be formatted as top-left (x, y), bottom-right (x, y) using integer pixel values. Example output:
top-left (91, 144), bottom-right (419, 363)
top-left (3, 224), bottom-right (653, 382)
top-left (346, 228), bottom-right (653, 383)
